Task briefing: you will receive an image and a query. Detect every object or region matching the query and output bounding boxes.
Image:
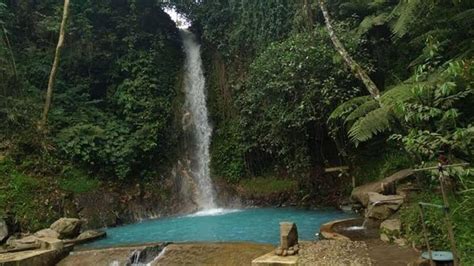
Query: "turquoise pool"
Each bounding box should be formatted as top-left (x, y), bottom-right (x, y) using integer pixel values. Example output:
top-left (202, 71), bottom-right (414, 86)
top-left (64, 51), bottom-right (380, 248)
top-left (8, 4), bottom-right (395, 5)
top-left (84, 208), bottom-right (354, 248)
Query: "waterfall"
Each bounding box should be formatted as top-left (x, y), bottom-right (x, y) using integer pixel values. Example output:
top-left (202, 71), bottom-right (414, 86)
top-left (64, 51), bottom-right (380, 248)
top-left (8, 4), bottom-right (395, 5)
top-left (180, 29), bottom-right (217, 210)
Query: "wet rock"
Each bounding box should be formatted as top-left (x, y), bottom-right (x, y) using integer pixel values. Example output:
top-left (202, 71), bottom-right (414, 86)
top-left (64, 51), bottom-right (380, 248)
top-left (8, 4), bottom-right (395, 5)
top-left (50, 218), bottom-right (82, 239)
top-left (0, 218), bottom-right (8, 243)
top-left (66, 230), bottom-right (107, 245)
top-left (126, 243), bottom-right (169, 265)
top-left (77, 230), bottom-right (105, 241)
top-left (367, 193), bottom-right (404, 220)
top-left (352, 169), bottom-right (413, 207)
top-left (35, 228), bottom-right (60, 239)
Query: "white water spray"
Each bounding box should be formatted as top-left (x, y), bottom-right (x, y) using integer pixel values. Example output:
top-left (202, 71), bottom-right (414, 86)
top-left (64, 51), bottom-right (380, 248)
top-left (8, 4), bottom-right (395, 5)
top-left (180, 29), bottom-right (217, 210)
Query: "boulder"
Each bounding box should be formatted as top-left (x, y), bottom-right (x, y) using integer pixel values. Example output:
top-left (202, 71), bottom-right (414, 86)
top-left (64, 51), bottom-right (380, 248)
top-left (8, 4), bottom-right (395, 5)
top-left (0, 218), bottom-right (8, 243)
top-left (66, 230), bottom-right (106, 245)
top-left (50, 218), bottom-right (82, 239)
top-left (352, 169), bottom-right (413, 207)
top-left (380, 219), bottom-right (401, 242)
top-left (6, 235), bottom-right (40, 249)
top-left (35, 228), bottom-right (60, 239)
top-left (366, 193), bottom-right (404, 220)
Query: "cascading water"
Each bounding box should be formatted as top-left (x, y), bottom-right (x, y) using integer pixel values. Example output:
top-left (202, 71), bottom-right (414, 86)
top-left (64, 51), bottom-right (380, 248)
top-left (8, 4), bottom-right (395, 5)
top-left (180, 29), bottom-right (217, 210)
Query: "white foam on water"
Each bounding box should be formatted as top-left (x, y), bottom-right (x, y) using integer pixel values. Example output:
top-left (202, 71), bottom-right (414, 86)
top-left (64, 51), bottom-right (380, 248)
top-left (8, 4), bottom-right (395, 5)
top-left (344, 225), bottom-right (366, 231)
top-left (186, 208), bottom-right (241, 217)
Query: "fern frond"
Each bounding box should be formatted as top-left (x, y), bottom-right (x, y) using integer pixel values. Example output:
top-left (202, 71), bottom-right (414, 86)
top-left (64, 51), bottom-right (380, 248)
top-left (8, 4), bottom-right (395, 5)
top-left (328, 95), bottom-right (371, 121)
top-left (348, 106), bottom-right (394, 144)
top-left (389, 0), bottom-right (429, 38)
top-left (344, 99), bottom-right (378, 125)
top-left (356, 13), bottom-right (389, 37)
top-left (452, 8), bottom-right (474, 26)
top-left (380, 83), bottom-right (416, 105)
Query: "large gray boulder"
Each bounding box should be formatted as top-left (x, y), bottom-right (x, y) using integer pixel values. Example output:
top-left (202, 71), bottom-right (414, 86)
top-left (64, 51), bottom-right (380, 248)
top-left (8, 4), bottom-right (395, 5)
top-left (0, 218), bottom-right (8, 242)
top-left (50, 218), bottom-right (82, 239)
top-left (6, 235), bottom-right (40, 249)
top-left (366, 192), bottom-right (404, 220)
top-left (352, 169), bottom-right (413, 207)
top-left (35, 228), bottom-right (60, 239)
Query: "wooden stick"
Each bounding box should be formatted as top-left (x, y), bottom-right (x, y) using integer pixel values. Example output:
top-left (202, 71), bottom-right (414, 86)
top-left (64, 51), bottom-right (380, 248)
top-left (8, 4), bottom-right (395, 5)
top-left (418, 204), bottom-right (435, 266)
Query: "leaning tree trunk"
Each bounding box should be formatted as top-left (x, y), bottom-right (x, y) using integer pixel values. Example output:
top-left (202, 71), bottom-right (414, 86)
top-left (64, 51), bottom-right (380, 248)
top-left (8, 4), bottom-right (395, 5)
top-left (2, 25), bottom-right (17, 83)
top-left (318, 0), bottom-right (381, 100)
top-left (39, 0), bottom-right (70, 131)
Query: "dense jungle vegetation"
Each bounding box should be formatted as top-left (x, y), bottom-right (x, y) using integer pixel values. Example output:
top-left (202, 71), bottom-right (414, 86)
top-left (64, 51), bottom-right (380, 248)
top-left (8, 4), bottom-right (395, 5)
top-left (1, 0), bottom-right (473, 263)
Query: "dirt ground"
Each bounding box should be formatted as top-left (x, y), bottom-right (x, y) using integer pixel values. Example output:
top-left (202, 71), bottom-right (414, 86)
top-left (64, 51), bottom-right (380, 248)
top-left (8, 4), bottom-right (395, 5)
top-left (57, 242), bottom-right (274, 266)
top-left (58, 240), bottom-right (419, 266)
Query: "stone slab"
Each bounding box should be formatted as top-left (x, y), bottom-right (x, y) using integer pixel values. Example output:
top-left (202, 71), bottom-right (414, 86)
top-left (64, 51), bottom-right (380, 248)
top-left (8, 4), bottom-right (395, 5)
top-left (252, 251), bottom-right (298, 266)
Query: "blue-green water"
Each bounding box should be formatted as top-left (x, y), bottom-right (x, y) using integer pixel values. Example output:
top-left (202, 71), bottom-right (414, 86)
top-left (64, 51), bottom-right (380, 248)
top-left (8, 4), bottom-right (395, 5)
top-left (84, 208), bottom-right (353, 248)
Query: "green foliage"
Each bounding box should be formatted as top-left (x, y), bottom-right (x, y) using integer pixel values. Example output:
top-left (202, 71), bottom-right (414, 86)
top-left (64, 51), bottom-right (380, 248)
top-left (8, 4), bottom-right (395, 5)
top-left (391, 59), bottom-right (474, 162)
top-left (211, 120), bottom-right (246, 183)
top-left (237, 27), bottom-right (362, 174)
top-left (400, 186), bottom-right (474, 265)
top-left (59, 168), bottom-right (100, 194)
top-left (352, 149), bottom-right (413, 185)
top-left (0, 159), bottom-right (56, 231)
top-left (1, 1), bottom-right (183, 180)
top-left (173, 0), bottom-right (298, 58)
top-left (239, 177), bottom-right (298, 197)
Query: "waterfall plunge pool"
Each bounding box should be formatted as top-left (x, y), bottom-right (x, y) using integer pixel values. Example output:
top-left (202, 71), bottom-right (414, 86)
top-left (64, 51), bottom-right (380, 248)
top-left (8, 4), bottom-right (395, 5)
top-left (82, 208), bottom-right (355, 248)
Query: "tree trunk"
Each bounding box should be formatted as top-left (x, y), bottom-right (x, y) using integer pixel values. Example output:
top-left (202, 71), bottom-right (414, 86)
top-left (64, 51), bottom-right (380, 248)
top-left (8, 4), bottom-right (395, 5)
top-left (304, 0), bottom-right (314, 30)
top-left (318, 0), bottom-right (381, 100)
top-left (2, 25), bottom-right (17, 83)
top-left (39, 0), bottom-right (70, 131)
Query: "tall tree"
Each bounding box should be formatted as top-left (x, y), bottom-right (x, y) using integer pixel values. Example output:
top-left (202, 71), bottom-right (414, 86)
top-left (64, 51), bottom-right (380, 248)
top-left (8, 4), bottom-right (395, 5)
top-left (39, 0), bottom-right (70, 131)
top-left (318, 0), bottom-right (381, 100)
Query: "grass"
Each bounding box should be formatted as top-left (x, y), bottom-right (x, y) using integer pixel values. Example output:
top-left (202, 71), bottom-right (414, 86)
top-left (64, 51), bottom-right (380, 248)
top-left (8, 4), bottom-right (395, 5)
top-left (238, 176), bottom-right (298, 196)
top-left (59, 168), bottom-right (101, 194)
top-left (399, 190), bottom-right (474, 265)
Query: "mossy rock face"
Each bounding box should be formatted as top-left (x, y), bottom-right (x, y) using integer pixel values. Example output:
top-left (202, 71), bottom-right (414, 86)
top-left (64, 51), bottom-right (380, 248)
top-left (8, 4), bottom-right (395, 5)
top-left (380, 219), bottom-right (401, 242)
